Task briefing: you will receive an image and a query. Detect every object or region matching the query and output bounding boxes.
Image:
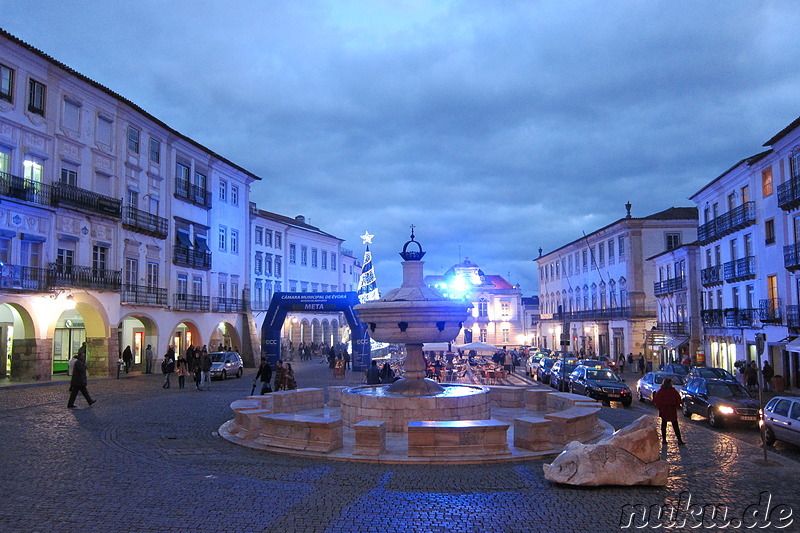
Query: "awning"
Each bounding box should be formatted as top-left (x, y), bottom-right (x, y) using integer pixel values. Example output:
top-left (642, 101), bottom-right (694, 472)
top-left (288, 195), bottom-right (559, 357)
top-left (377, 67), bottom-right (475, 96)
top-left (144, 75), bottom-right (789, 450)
top-left (663, 336), bottom-right (689, 349)
top-left (786, 338), bottom-right (800, 353)
top-left (195, 235), bottom-right (209, 251)
top-left (176, 231), bottom-right (192, 247)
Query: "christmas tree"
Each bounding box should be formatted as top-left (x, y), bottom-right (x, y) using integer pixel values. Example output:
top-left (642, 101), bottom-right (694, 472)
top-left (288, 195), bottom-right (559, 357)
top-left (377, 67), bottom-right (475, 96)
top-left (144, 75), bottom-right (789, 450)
top-left (357, 231), bottom-right (380, 303)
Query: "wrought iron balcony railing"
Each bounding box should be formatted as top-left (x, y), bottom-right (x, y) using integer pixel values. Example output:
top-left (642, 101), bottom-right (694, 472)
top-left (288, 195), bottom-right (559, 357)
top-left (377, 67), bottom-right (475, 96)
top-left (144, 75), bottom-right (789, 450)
top-left (0, 171), bottom-right (52, 207)
top-left (724, 308), bottom-right (759, 328)
top-left (250, 299), bottom-right (270, 311)
top-left (122, 206), bottom-right (168, 239)
top-left (0, 264), bottom-right (49, 291)
top-left (701, 309), bottom-right (724, 327)
top-left (48, 263), bottom-right (121, 291)
top-left (121, 284), bottom-right (168, 306)
top-left (212, 297), bottom-right (245, 313)
top-left (174, 178), bottom-right (212, 208)
top-left (654, 276), bottom-right (686, 296)
top-left (759, 298), bottom-right (782, 323)
top-left (173, 244), bottom-right (212, 270)
top-left (697, 201), bottom-right (756, 244)
top-left (784, 242), bottom-right (800, 271)
top-left (723, 256), bottom-right (756, 282)
top-left (701, 265), bottom-right (722, 286)
top-left (173, 293), bottom-right (210, 312)
top-left (656, 322), bottom-right (688, 335)
top-left (778, 176), bottom-right (800, 211)
top-left (787, 305), bottom-right (800, 328)
top-left (560, 306), bottom-right (655, 321)
top-left (51, 182), bottom-right (121, 218)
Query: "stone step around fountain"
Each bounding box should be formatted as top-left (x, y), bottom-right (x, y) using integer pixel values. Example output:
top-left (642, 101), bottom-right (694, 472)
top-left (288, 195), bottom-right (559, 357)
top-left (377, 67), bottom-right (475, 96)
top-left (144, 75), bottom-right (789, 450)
top-left (256, 413), bottom-right (343, 453)
top-left (407, 419), bottom-right (511, 457)
top-left (353, 420), bottom-right (387, 456)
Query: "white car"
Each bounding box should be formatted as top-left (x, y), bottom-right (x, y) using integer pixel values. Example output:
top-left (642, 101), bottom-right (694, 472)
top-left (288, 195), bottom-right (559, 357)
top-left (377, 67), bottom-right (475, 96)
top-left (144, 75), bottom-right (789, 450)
top-left (636, 372), bottom-right (685, 403)
top-left (209, 351), bottom-right (244, 380)
top-left (761, 396), bottom-right (800, 447)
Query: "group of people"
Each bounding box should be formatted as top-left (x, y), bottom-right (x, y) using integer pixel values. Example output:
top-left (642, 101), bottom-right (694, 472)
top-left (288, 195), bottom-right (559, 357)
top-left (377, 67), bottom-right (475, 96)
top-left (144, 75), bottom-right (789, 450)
top-left (739, 359), bottom-right (774, 392)
top-left (161, 344), bottom-right (213, 390)
top-left (254, 358), bottom-right (297, 394)
top-left (366, 360), bottom-right (396, 384)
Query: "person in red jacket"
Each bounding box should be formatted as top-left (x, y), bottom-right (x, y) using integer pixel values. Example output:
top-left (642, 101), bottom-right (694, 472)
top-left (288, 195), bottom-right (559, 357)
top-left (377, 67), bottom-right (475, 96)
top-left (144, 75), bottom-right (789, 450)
top-left (653, 378), bottom-right (685, 445)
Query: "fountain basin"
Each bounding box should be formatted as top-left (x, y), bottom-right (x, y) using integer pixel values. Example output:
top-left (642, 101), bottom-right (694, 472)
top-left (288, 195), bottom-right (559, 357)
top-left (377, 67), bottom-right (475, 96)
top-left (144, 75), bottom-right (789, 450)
top-left (341, 383), bottom-right (490, 432)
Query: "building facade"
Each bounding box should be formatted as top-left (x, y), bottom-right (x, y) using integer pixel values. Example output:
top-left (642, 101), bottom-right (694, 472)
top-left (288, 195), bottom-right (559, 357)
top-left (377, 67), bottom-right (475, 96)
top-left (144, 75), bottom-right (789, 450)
top-left (536, 205), bottom-right (698, 369)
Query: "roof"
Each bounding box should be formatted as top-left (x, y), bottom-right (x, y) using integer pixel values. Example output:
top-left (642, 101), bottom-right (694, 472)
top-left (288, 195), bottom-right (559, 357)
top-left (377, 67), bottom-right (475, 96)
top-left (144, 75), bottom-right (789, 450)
top-left (763, 115), bottom-right (800, 147)
top-left (251, 206), bottom-right (342, 241)
top-left (689, 150), bottom-right (772, 200)
top-left (538, 206), bottom-right (698, 260)
top-left (0, 28), bottom-right (261, 181)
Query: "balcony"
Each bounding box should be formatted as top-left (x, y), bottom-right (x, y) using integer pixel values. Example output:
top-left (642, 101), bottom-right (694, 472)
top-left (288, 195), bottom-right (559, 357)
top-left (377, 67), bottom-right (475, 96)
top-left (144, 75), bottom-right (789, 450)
top-left (561, 306), bottom-right (654, 321)
top-left (173, 294), bottom-right (210, 312)
top-left (724, 308), bottom-right (759, 328)
top-left (173, 244), bottom-right (211, 270)
top-left (48, 263), bottom-right (121, 291)
top-left (51, 182), bottom-right (121, 218)
top-left (121, 284), bottom-right (168, 306)
top-left (654, 276), bottom-right (686, 296)
top-left (657, 322), bottom-right (688, 335)
top-left (174, 178), bottom-right (211, 209)
top-left (122, 207), bottom-right (168, 239)
top-left (723, 256), bottom-right (756, 282)
top-left (701, 265), bottom-right (722, 286)
top-left (250, 299), bottom-right (270, 311)
top-left (787, 305), bottom-right (800, 328)
top-left (212, 297), bottom-right (244, 313)
top-left (697, 201), bottom-right (756, 244)
top-left (0, 171), bottom-right (52, 207)
top-left (784, 242), bottom-right (800, 272)
top-left (778, 176), bottom-right (800, 211)
top-left (0, 264), bottom-right (49, 291)
top-left (759, 298), bottom-right (782, 324)
top-left (701, 309), bottom-right (724, 327)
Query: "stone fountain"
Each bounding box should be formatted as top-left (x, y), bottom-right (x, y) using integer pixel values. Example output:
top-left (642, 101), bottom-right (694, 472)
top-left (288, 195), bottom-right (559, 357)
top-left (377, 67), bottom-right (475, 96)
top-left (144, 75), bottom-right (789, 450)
top-left (343, 230), bottom-right (491, 431)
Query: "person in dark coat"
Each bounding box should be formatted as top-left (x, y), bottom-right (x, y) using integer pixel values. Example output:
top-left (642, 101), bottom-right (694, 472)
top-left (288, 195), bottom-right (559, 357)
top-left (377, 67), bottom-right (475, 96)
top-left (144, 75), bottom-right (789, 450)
top-left (274, 360), bottom-right (286, 391)
top-left (366, 360), bottom-right (381, 385)
top-left (745, 361), bottom-right (758, 392)
top-left (379, 362), bottom-right (395, 383)
top-left (162, 352), bottom-right (175, 388)
top-left (653, 378), bottom-right (684, 445)
top-left (254, 357), bottom-right (273, 394)
top-left (637, 353), bottom-right (646, 375)
top-left (199, 349), bottom-right (212, 391)
top-left (67, 352), bottom-right (95, 408)
top-left (122, 345), bottom-right (133, 373)
top-left (762, 360), bottom-right (774, 392)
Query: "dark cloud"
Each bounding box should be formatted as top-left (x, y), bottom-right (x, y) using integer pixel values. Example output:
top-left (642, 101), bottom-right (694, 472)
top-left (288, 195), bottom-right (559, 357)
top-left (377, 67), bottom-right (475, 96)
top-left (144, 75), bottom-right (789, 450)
top-left (4, 0), bottom-right (800, 291)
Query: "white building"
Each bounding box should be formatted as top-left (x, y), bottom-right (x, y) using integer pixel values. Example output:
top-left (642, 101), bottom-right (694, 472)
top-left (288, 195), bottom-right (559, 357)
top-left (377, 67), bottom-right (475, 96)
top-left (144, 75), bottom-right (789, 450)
top-left (536, 205), bottom-right (698, 369)
top-left (0, 29), bottom-right (257, 379)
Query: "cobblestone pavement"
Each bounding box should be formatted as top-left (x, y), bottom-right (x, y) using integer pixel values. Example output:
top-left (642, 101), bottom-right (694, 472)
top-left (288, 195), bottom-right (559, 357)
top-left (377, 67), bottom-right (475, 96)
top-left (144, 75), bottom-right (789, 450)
top-left (1, 360), bottom-right (799, 532)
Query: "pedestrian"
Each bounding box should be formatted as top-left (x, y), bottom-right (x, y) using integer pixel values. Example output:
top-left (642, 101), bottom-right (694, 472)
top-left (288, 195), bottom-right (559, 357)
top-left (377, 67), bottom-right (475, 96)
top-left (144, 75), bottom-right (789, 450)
top-left (328, 346), bottom-right (336, 369)
top-left (68, 351), bottom-right (79, 376)
top-left (366, 360), bottom-right (381, 384)
top-left (745, 361), bottom-right (758, 392)
top-left (200, 349), bottom-right (212, 391)
top-left (274, 360), bottom-right (286, 391)
top-left (285, 362), bottom-right (297, 390)
top-left (122, 345), bottom-right (133, 373)
top-left (762, 360), bottom-right (774, 392)
top-left (176, 354), bottom-right (189, 389)
top-left (652, 378), bottom-right (685, 445)
top-left (145, 344), bottom-right (154, 374)
top-left (637, 353), bottom-right (646, 375)
top-left (618, 354), bottom-right (625, 373)
top-left (67, 352), bottom-right (95, 408)
top-left (192, 351), bottom-right (202, 390)
top-left (343, 349), bottom-right (350, 370)
top-left (162, 351), bottom-right (175, 388)
top-left (254, 357), bottom-right (273, 394)
top-left (379, 362), bottom-right (395, 383)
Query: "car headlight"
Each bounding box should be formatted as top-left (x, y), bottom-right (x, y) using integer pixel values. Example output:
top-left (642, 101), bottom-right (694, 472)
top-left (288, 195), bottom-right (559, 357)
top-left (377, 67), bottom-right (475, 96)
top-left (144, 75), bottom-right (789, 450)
top-left (718, 406), bottom-right (735, 415)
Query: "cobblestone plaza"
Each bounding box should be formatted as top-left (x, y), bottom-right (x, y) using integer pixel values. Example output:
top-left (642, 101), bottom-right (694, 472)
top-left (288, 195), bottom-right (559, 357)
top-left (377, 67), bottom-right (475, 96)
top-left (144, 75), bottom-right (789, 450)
top-left (1, 361), bottom-right (798, 532)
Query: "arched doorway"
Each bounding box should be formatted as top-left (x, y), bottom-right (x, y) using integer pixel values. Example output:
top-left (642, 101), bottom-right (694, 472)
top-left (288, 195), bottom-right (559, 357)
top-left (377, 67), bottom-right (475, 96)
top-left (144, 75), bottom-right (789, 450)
top-left (170, 321), bottom-right (201, 358)
top-left (210, 321), bottom-right (241, 353)
top-left (119, 313), bottom-right (159, 371)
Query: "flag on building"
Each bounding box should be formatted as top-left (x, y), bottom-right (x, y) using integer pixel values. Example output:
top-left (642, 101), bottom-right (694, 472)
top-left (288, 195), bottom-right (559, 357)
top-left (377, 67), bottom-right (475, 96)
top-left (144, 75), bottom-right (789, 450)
top-left (357, 231), bottom-right (380, 303)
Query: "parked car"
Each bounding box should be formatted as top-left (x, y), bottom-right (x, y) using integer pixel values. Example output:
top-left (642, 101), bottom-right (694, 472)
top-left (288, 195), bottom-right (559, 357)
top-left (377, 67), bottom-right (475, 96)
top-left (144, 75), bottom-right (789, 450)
top-left (598, 355), bottom-right (617, 371)
top-left (761, 396), bottom-right (800, 447)
top-left (525, 354), bottom-right (543, 377)
top-left (680, 378), bottom-right (759, 427)
top-left (536, 357), bottom-right (556, 384)
top-left (569, 366), bottom-right (632, 406)
top-left (550, 361), bottom-right (579, 392)
top-left (687, 367), bottom-right (737, 382)
top-left (209, 351), bottom-right (244, 380)
top-left (663, 363), bottom-right (691, 376)
top-left (636, 372), bottom-right (685, 403)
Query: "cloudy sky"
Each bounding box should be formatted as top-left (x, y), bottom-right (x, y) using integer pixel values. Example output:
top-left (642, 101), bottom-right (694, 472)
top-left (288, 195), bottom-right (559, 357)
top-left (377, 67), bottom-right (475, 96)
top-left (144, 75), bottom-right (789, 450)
top-left (3, 1), bottom-right (800, 292)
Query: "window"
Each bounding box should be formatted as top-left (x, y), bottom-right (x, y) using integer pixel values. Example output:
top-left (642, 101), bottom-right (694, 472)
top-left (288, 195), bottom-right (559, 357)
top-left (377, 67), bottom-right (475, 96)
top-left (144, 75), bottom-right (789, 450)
top-left (321, 250), bottom-right (328, 269)
top-left (230, 230), bottom-right (238, 253)
top-left (24, 157), bottom-right (43, 183)
top-left (194, 171), bottom-right (207, 190)
top-left (478, 298), bottom-right (488, 317)
top-left (60, 167), bottom-right (77, 186)
top-left (598, 243), bottom-right (605, 266)
top-left (502, 329), bottom-right (509, 343)
top-left (0, 148), bottom-right (10, 175)
top-left (192, 276), bottom-right (203, 296)
top-left (147, 262), bottom-right (159, 290)
top-left (666, 233), bottom-right (681, 250)
top-left (255, 253), bottom-right (263, 275)
top-left (219, 280), bottom-right (227, 298)
top-left (255, 227), bottom-right (263, 245)
top-left (0, 235), bottom-right (10, 264)
top-left (331, 253), bottom-right (337, 271)
top-left (608, 239), bottom-right (615, 265)
top-left (127, 126), bottom-right (140, 153)
top-left (28, 78), bottom-right (45, 115)
top-left (20, 239), bottom-right (41, 268)
top-left (219, 179), bottom-right (227, 201)
top-left (127, 189), bottom-right (138, 208)
top-left (0, 63), bottom-right (13, 102)
top-left (275, 233), bottom-right (282, 249)
top-left (177, 274), bottom-right (188, 295)
top-left (311, 248), bottom-right (318, 268)
top-left (125, 257), bottom-right (138, 286)
top-left (275, 257), bottom-right (282, 277)
top-left (265, 255), bottom-right (272, 275)
top-left (792, 151), bottom-right (800, 179)
top-left (744, 233), bottom-right (753, 257)
top-left (480, 329), bottom-right (487, 343)
top-left (265, 230), bottom-right (273, 247)
top-left (176, 162), bottom-right (190, 182)
top-left (219, 226), bottom-right (227, 251)
top-left (765, 219), bottom-right (775, 245)
top-left (289, 244), bottom-right (296, 263)
top-left (57, 246), bottom-right (74, 273)
top-left (149, 138), bottom-right (160, 164)
top-left (92, 245), bottom-right (108, 273)
top-left (741, 185), bottom-right (750, 204)
top-left (618, 236), bottom-right (625, 259)
top-left (231, 185), bottom-right (238, 206)
top-left (501, 301), bottom-right (510, 318)
top-left (62, 98), bottom-right (80, 131)
top-left (301, 246), bottom-right (308, 266)
top-left (582, 250), bottom-right (588, 272)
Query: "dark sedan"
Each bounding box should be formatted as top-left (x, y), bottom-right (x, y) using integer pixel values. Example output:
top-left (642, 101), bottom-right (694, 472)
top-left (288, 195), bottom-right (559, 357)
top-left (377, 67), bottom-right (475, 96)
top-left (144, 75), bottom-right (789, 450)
top-left (687, 367), bottom-right (737, 383)
top-left (549, 361), bottom-right (578, 392)
top-left (663, 363), bottom-right (691, 376)
top-left (680, 378), bottom-right (759, 427)
top-left (536, 357), bottom-right (556, 384)
top-left (569, 366), bottom-right (632, 406)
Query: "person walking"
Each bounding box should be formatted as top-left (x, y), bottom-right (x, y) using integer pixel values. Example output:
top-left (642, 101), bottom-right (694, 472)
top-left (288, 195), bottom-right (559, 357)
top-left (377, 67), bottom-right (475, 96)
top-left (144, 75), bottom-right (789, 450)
top-left (122, 345), bottom-right (133, 373)
top-left (162, 352), bottom-right (175, 389)
top-left (637, 353), bottom-right (646, 375)
top-left (618, 354), bottom-right (625, 374)
top-left (68, 351), bottom-right (79, 376)
top-left (176, 354), bottom-right (189, 389)
top-left (762, 360), bottom-right (774, 392)
top-left (191, 351), bottom-right (202, 390)
top-left (145, 344), bottom-right (154, 374)
top-left (343, 349), bottom-right (350, 370)
top-left (199, 349), bottom-right (212, 391)
top-left (284, 363), bottom-right (297, 390)
top-left (274, 360), bottom-right (286, 391)
top-left (652, 377), bottom-right (685, 445)
top-left (254, 357), bottom-right (273, 394)
top-left (745, 361), bottom-right (758, 392)
top-left (67, 352), bottom-right (95, 408)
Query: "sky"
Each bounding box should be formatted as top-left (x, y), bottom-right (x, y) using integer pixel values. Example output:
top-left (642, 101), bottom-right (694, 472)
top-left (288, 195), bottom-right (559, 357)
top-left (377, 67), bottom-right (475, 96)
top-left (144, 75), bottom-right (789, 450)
top-left (2, 1), bottom-right (800, 294)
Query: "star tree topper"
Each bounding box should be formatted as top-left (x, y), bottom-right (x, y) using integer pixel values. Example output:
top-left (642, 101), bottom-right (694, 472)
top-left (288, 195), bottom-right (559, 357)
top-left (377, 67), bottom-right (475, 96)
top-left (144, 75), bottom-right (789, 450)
top-left (361, 231), bottom-right (374, 245)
